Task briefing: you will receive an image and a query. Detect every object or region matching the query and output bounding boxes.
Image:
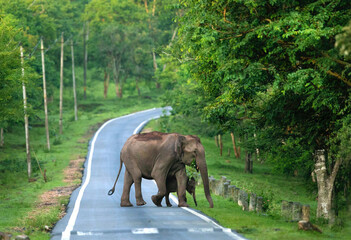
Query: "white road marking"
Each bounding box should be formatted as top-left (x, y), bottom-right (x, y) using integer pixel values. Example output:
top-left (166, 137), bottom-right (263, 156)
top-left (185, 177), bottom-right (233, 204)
top-left (77, 231), bottom-right (103, 236)
top-left (168, 189), bottom-right (245, 239)
top-left (132, 228), bottom-right (159, 234)
top-left (60, 106), bottom-right (245, 240)
top-left (61, 108), bottom-right (158, 240)
top-left (188, 228), bottom-right (214, 233)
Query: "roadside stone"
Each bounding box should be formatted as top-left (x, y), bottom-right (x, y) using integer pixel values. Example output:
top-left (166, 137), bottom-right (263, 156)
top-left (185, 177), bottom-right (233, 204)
top-left (256, 196), bottom-right (263, 213)
top-left (209, 176), bottom-right (216, 193)
top-left (302, 204), bottom-right (311, 222)
top-left (233, 187), bottom-right (240, 203)
top-left (282, 200), bottom-right (293, 220)
top-left (0, 232), bottom-right (12, 240)
top-left (292, 202), bottom-right (302, 221)
top-left (238, 189), bottom-right (248, 211)
top-left (223, 181), bottom-right (231, 198)
top-left (215, 176), bottom-right (227, 195)
top-left (228, 185), bottom-right (236, 201)
top-left (249, 193), bottom-right (257, 211)
top-left (15, 235), bottom-right (30, 240)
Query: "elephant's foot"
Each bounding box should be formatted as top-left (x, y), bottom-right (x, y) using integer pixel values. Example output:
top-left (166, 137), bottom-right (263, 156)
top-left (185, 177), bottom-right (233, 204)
top-left (166, 203), bottom-right (172, 207)
top-left (178, 201), bottom-right (189, 208)
top-left (136, 199), bottom-right (147, 206)
top-left (151, 195), bottom-right (162, 207)
top-left (120, 200), bottom-right (133, 207)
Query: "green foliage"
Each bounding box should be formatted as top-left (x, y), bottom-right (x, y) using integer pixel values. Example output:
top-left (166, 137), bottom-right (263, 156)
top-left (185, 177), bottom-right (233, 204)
top-left (336, 20), bottom-right (351, 60)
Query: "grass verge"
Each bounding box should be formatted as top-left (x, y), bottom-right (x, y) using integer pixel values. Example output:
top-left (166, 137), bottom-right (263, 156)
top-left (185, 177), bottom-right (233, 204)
top-left (146, 116), bottom-right (351, 240)
top-left (0, 90), bottom-right (162, 239)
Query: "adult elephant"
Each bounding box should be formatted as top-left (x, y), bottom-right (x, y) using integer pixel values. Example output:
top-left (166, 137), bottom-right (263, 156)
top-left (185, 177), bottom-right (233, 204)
top-left (108, 131), bottom-right (213, 208)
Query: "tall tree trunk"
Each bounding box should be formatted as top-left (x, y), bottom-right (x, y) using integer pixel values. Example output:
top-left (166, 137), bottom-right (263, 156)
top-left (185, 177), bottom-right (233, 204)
top-left (0, 128), bottom-right (3, 147)
top-left (135, 77), bottom-right (141, 96)
top-left (218, 134), bottom-right (223, 156)
top-left (21, 46), bottom-right (31, 178)
top-left (83, 22), bottom-right (89, 99)
top-left (144, 0), bottom-right (149, 13)
top-left (152, 51), bottom-right (160, 88)
top-left (152, 0), bottom-right (156, 16)
top-left (254, 133), bottom-right (261, 162)
top-left (40, 37), bottom-right (50, 151)
top-left (59, 32), bottom-right (64, 134)
top-left (230, 132), bottom-right (240, 158)
top-left (112, 57), bottom-right (122, 98)
top-left (71, 39), bottom-right (78, 121)
top-left (314, 150), bottom-right (341, 224)
top-left (163, 27), bottom-right (178, 71)
top-left (245, 151), bottom-right (253, 173)
top-left (103, 70), bottom-right (110, 99)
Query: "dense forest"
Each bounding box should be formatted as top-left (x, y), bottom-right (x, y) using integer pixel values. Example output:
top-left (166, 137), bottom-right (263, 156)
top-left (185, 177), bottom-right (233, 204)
top-left (1, 0), bottom-right (351, 236)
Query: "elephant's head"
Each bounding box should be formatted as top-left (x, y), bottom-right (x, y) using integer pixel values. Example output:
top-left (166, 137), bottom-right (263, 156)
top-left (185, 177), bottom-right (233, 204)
top-left (176, 134), bottom-right (214, 208)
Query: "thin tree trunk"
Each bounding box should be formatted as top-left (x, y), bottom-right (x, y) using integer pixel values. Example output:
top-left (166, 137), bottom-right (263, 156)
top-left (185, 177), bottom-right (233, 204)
top-left (163, 27), bottom-right (178, 71)
top-left (135, 77), bottom-right (141, 96)
top-left (113, 57), bottom-right (122, 98)
top-left (59, 32), bottom-right (64, 134)
top-left (219, 134), bottom-right (223, 156)
top-left (21, 46), bottom-right (31, 178)
top-left (215, 135), bottom-right (219, 148)
top-left (0, 128), bottom-right (3, 147)
top-left (103, 70), bottom-right (109, 99)
top-left (245, 151), bottom-right (253, 173)
top-left (230, 132), bottom-right (240, 158)
top-left (83, 22), bottom-right (89, 99)
top-left (144, 0), bottom-right (149, 13)
top-left (152, 51), bottom-right (160, 88)
top-left (40, 37), bottom-right (50, 151)
top-left (254, 133), bottom-right (261, 162)
top-left (152, 0), bottom-right (156, 16)
top-left (314, 150), bottom-right (341, 223)
top-left (71, 39), bottom-right (78, 121)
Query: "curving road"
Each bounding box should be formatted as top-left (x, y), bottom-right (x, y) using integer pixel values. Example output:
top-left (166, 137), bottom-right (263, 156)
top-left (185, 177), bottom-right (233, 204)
top-left (51, 107), bottom-right (246, 240)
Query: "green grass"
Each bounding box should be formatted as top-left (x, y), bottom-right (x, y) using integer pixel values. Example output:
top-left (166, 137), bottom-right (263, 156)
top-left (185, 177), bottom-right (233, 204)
top-left (0, 85), bottom-right (163, 239)
top-left (148, 117), bottom-right (351, 240)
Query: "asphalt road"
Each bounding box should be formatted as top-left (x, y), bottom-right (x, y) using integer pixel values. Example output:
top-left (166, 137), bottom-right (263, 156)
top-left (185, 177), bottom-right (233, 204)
top-left (51, 107), bottom-right (246, 240)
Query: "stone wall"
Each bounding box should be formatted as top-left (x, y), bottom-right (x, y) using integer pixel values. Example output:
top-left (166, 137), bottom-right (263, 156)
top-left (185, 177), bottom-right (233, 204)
top-left (207, 175), bottom-right (262, 213)
top-left (204, 175), bottom-right (311, 222)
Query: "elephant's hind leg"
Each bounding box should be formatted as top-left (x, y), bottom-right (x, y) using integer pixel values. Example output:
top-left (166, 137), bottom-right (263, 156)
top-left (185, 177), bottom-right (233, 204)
top-left (134, 176), bottom-right (147, 206)
top-left (120, 170), bottom-right (133, 207)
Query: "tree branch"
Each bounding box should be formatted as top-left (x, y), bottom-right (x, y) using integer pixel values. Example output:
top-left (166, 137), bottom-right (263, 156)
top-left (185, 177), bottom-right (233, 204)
top-left (223, 7), bottom-right (232, 24)
top-left (326, 70), bottom-right (351, 87)
top-left (329, 159), bottom-right (342, 186)
top-left (144, 0), bottom-right (149, 13)
top-left (301, 56), bottom-right (351, 87)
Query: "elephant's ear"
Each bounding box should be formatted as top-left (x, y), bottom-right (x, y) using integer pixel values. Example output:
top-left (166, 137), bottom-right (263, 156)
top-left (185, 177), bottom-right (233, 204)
top-left (175, 135), bottom-right (186, 160)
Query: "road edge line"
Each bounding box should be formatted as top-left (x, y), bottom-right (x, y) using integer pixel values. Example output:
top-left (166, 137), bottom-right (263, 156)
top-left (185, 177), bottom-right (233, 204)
top-left (60, 108), bottom-right (158, 240)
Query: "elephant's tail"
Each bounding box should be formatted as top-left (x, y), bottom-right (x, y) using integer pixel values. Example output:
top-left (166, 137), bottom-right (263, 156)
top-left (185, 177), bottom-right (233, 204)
top-left (108, 159), bottom-right (123, 196)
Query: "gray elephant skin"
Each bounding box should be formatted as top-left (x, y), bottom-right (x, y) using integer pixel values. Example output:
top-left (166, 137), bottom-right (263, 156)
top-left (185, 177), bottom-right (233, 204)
top-left (108, 131), bottom-right (213, 208)
top-left (165, 176), bottom-right (197, 207)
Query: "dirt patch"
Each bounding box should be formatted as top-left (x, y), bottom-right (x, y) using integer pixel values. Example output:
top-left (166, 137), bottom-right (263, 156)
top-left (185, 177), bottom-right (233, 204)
top-left (63, 158), bottom-right (85, 183)
top-left (22, 156), bottom-right (86, 233)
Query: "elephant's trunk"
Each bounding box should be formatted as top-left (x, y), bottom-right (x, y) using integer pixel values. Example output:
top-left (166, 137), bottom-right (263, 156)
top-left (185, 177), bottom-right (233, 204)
top-left (196, 149), bottom-right (214, 208)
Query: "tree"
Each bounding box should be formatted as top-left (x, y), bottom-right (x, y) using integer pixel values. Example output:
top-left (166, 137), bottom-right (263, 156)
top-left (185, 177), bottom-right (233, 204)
top-left (171, 0), bottom-right (351, 223)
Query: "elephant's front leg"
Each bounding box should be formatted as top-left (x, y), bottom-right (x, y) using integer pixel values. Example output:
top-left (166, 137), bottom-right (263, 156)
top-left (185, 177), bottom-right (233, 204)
top-left (151, 175), bottom-right (167, 207)
top-left (120, 170), bottom-right (133, 207)
top-left (176, 169), bottom-right (189, 207)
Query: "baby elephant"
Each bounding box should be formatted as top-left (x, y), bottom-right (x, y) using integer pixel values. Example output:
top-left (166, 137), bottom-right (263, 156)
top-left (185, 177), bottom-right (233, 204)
top-left (165, 176), bottom-right (197, 207)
